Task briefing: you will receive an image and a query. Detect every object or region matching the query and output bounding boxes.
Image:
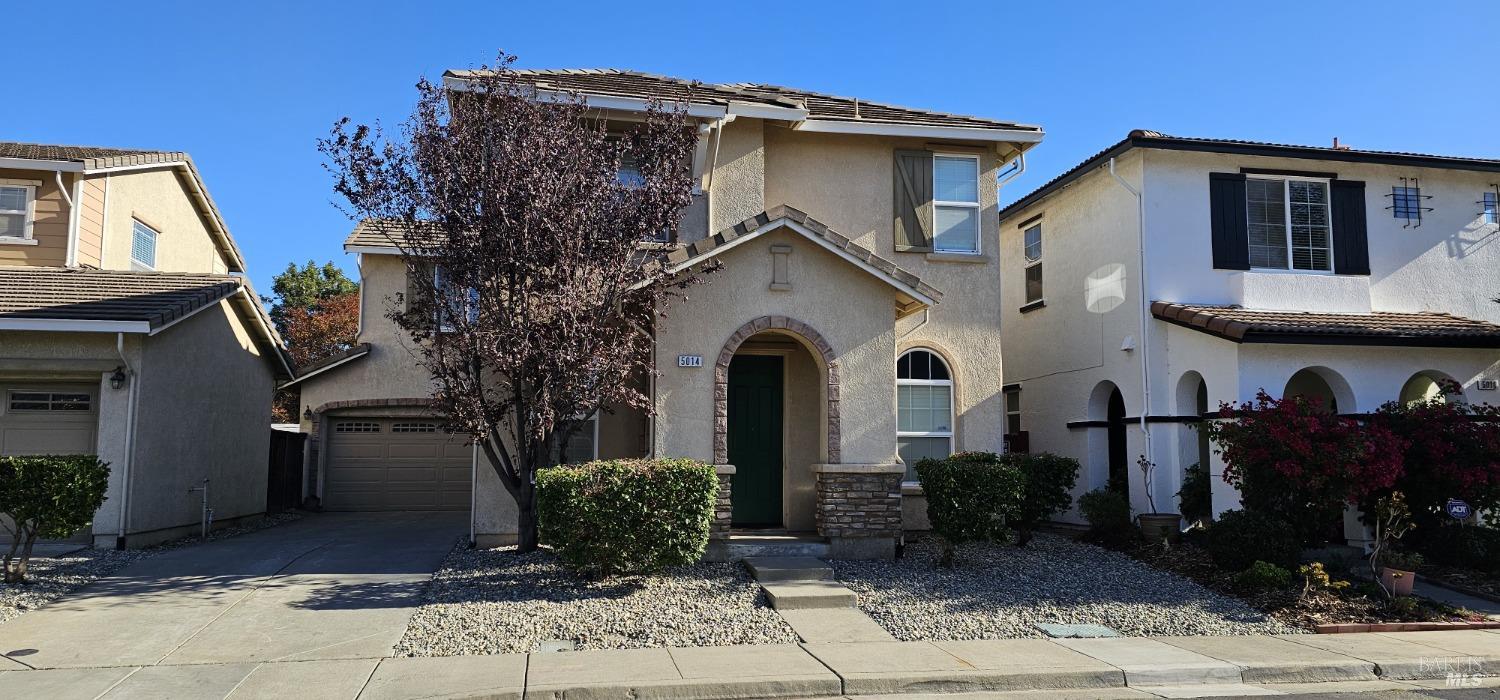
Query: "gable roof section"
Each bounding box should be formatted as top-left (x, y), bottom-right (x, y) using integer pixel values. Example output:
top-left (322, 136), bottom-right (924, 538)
top-left (344, 218), bottom-right (447, 253)
top-left (664, 205), bottom-right (941, 318)
top-left (280, 342), bottom-right (372, 388)
top-left (1152, 302), bottom-right (1500, 348)
top-left (444, 69), bottom-right (1042, 144)
top-left (0, 267), bottom-right (291, 375)
top-left (0, 141), bottom-right (248, 273)
top-left (999, 130), bottom-right (1500, 222)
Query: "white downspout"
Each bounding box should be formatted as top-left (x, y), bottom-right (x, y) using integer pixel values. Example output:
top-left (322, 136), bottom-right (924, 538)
top-left (114, 333), bottom-right (140, 548)
top-left (703, 115), bottom-right (734, 231)
top-left (1108, 157), bottom-right (1155, 506)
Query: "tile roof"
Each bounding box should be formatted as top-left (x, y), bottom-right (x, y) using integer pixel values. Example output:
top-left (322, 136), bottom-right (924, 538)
top-left (0, 141), bottom-right (189, 170)
top-left (668, 205), bottom-right (943, 304)
top-left (447, 69), bottom-right (1040, 132)
top-left (283, 342), bottom-right (372, 386)
top-left (1000, 130), bottom-right (1500, 222)
top-left (0, 267), bottom-right (243, 329)
top-left (1152, 302), bottom-right (1500, 348)
top-left (345, 218), bottom-right (434, 249)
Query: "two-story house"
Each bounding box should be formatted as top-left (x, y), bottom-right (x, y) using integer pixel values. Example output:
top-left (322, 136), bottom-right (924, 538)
top-left (290, 69), bottom-right (1043, 558)
top-left (0, 142), bottom-right (289, 548)
top-left (996, 130), bottom-right (1500, 540)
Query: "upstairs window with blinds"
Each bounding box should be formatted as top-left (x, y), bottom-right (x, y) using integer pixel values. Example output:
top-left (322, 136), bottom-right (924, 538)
top-left (1483, 191), bottom-right (1498, 225)
top-left (131, 220), bottom-right (159, 270)
top-left (0, 184), bottom-right (36, 240)
top-left (1023, 223), bottom-right (1043, 304)
top-left (1245, 177), bottom-right (1331, 271)
top-left (933, 155), bottom-right (980, 253)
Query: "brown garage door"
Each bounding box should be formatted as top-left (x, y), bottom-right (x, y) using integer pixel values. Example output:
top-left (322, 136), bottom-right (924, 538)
top-left (0, 384), bottom-right (99, 456)
top-left (324, 418), bottom-right (471, 511)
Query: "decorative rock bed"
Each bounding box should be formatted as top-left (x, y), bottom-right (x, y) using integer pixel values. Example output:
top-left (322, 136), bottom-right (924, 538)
top-left (395, 539), bottom-right (798, 656)
top-left (833, 533), bottom-right (1302, 640)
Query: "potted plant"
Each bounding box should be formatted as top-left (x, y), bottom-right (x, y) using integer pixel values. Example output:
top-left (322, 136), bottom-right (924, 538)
top-left (1370, 491), bottom-right (1418, 598)
top-left (1135, 456), bottom-right (1182, 544)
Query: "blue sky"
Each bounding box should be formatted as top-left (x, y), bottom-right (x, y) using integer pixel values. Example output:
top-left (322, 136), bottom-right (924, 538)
top-left (9, 1), bottom-right (1497, 294)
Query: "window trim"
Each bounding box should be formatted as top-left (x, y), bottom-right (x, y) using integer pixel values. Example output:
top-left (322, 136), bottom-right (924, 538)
top-left (1482, 191), bottom-right (1498, 226)
top-left (432, 265), bottom-right (480, 333)
top-left (896, 347), bottom-right (955, 455)
top-left (130, 218), bottom-right (159, 270)
top-left (1245, 174), bottom-right (1336, 275)
top-left (1004, 387), bottom-right (1022, 436)
top-left (0, 181), bottom-right (39, 243)
top-left (931, 153), bottom-right (982, 255)
top-left (1022, 221), bottom-right (1044, 304)
top-left (558, 411), bottom-right (600, 464)
top-left (7, 390), bottom-right (93, 413)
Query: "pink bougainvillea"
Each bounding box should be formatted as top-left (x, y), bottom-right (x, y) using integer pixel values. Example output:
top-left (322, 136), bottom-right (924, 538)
top-left (1371, 391), bottom-right (1500, 528)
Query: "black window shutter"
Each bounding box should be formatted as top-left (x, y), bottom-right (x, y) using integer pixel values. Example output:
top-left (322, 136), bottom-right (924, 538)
top-left (1208, 172), bottom-right (1249, 270)
top-left (1330, 179), bottom-right (1370, 275)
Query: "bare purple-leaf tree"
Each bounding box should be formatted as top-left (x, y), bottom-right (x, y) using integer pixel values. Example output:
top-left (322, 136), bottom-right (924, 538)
top-left (320, 53), bottom-right (710, 551)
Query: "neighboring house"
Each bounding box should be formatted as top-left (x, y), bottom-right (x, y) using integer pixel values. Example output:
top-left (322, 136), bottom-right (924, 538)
top-left (996, 130), bottom-right (1500, 539)
top-left (291, 69), bottom-right (1043, 558)
top-left (0, 143), bottom-right (290, 548)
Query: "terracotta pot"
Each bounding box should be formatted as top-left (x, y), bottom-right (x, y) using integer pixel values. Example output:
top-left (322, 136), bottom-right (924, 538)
top-left (1138, 513), bottom-right (1182, 544)
top-left (1381, 567), bottom-right (1416, 597)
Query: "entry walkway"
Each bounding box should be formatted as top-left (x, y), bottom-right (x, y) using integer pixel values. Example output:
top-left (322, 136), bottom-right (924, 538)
top-left (1, 629), bottom-right (1495, 698)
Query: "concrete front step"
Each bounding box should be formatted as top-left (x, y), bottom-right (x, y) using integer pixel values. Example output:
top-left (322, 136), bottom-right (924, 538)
top-left (778, 608), bottom-right (895, 643)
top-left (762, 580), bottom-right (857, 610)
top-left (722, 535), bottom-right (829, 562)
top-left (744, 556), bottom-right (834, 582)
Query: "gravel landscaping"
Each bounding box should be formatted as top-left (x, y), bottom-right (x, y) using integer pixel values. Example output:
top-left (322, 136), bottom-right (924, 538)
top-left (395, 539), bottom-right (798, 655)
top-left (834, 532), bottom-right (1302, 640)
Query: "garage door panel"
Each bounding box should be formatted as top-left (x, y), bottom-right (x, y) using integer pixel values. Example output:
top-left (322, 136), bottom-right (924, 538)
top-left (0, 384), bottom-right (100, 457)
top-left (325, 418), bottom-right (471, 512)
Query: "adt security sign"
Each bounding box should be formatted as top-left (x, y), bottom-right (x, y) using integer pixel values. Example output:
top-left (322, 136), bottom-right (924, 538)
top-left (1445, 499), bottom-right (1472, 520)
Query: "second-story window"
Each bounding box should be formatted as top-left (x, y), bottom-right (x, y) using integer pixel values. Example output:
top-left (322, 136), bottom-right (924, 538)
top-left (1391, 185), bottom-right (1422, 220)
top-left (933, 155), bottom-right (980, 253)
top-left (1483, 191), bottom-right (1498, 225)
top-left (0, 183), bottom-right (36, 241)
top-left (131, 220), bottom-right (158, 270)
top-left (1023, 222), bottom-right (1043, 304)
top-left (1246, 177), bottom-right (1331, 271)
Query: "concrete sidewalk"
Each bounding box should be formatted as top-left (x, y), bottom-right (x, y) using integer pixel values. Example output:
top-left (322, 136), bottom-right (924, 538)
top-left (2, 630), bottom-right (1495, 699)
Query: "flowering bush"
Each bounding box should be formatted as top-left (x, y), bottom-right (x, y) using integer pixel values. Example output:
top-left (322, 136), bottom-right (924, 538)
top-left (1370, 392), bottom-right (1500, 530)
top-left (1200, 390), bottom-right (1405, 544)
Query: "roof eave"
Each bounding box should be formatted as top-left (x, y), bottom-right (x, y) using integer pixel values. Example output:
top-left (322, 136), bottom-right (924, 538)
top-left (793, 120), bottom-right (1044, 144)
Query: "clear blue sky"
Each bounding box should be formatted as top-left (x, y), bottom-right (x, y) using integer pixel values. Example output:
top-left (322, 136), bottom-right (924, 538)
top-left (9, 1), bottom-right (1497, 294)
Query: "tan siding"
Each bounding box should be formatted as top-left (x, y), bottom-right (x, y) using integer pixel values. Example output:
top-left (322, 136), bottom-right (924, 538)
top-left (0, 168), bottom-right (69, 267)
top-left (77, 176), bottom-right (106, 267)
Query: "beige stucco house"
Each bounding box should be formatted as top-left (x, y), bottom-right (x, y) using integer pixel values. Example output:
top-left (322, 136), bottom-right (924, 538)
top-left (291, 69), bottom-right (1043, 558)
top-left (0, 142), bottom-right (289, 548)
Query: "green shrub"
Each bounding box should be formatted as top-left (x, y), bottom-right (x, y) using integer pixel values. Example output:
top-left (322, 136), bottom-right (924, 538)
top-left (1234, 560), bottom-right (1293, 593)
top-left (535, 458), bottom-right (716, 577)
top-left (1078, 488), bottom-right (1134, 547)
top-left (1413, 524), bottom-right (1500, 573)
top-left (1002, 452), bottom-right (1080, 547)
top-left (1177, 462), bottom-right (1213, 524)
top-left (0, 455), bottom-right (110, 583)
top-left (916, 452), bottom-right (1026, 566)
top-left (1206, 509), bottom-right (1300, 571)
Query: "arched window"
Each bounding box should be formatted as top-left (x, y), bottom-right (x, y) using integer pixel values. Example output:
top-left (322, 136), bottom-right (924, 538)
top-left (897, 349), bottom-right (953, 481)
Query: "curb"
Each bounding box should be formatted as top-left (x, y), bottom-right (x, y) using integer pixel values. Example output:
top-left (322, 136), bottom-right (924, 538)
top-left (1315, 621), bottom-right (1500, 634)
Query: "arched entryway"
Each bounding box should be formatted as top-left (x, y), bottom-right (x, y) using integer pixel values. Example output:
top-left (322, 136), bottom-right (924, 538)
top-left (1106, 388), bottom-right (1129, 496)
top-left (1087, 380), bottom-right (1130, 498)
top-left (1400, 370), bottom-right (1462, 405)
top-left (1283, 366), bottom-right (1355, 414)
top-left (1174, 372), bottom-right (1211, 520)
top-left (715, 316), bottom-right (837, 530)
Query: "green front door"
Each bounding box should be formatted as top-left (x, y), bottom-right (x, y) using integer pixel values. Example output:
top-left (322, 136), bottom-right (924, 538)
top-left (727, 355), bottom-right (783, 527)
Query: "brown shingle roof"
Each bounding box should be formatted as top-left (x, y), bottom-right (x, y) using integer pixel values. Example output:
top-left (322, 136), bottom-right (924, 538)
top-left (446, 69), bottom-right (1039, 133)
top-left (344, 218), bottom-right (447, 249)
top-left (0, 267), bottom-right (242, 329)
top-left (1152, 302), bottom-right (1500, 348)
top-left (0, 141), bottom-right (189, 170)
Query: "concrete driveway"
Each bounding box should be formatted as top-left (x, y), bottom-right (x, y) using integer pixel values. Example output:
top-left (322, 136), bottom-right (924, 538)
top-left (0, 512), bottom-right (464, 672)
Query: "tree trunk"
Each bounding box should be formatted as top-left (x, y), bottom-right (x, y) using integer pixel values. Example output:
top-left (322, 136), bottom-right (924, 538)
top-left (2, 533), bottom-right (21, 584)
top-left (515, 478), bottom-right (539, 552)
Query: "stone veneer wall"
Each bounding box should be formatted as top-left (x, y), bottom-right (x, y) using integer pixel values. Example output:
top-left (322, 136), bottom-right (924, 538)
top-left (710, 465), bottom-right (735, 541)
top-left (815, 470), bottom-right (902, 539)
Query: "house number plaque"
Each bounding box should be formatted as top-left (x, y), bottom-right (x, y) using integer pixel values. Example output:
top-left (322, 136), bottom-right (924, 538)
top-left (677, 355), bottom-right (703, 368)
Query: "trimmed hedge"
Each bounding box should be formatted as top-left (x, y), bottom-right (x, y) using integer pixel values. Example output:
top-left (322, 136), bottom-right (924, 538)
top-left (1206, 509), bottom-right (1300, 571)
top-left (916, 452), bottom-right (1025, 565)
top-left (1003, 452), bottom-right (1080, 547)
top-left (1, 455), bottom-right (110, 583)
top-left (1078, 488), bottom-right (1134, 547)
top-left (535, 458), bottom-right (716, 577)
top-left (1414, 524), bottom-right (1500, 573)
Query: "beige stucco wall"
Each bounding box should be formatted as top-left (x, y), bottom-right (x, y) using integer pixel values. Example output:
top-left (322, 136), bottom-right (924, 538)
top-left (0, 168), bottom-right (71, 266)
top-left (101, 168), bottom-right (227, 273)
top-left (128, 299), bottom-right (275, 538)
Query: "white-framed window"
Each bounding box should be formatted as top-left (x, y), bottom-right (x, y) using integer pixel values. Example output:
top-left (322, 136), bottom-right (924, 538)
top-left (8, 391), bottom-right (91, 412)
top-left (897, 348), bottom-right (953, 481)
top-left (556, 412), bottom-right (599, 465)
top-left (933, 154), bottom-right (980, 253)
top-left (1245, 176), bottom-right (1332, 271)
top-left (433, 265), bottom-right (479, 332)
top-left (1483, 191), bottom-right (1498, 225)
top-left (617, 154), bottom-right (645, 189)
top-left (1022, 222), bottom-right (1043, 303)
top-left (0, 182), bottom-right (38, 241)
top-left (1004, 387), bottom-right (1021, 435)
top-left (131, 220), bottom-right (159, 270)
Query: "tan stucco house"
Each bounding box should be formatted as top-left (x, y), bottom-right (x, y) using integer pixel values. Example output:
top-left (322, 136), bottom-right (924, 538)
top-left (0, 142), bottom-right (289, 548)
top-left (291, 70), bottom-right (1042, 559)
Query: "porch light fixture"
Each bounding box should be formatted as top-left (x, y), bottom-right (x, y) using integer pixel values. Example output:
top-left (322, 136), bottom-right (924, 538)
top-left (109, 367), bottom-right (127, 390)
top-left (303, 406), bottom-right (313, 420)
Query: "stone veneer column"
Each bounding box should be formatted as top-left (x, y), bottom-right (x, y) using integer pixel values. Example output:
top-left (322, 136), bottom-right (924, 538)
top-left (703, 464), bottom-right (735, 562)
top-left (813, 463), bottom-right (904, 560)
